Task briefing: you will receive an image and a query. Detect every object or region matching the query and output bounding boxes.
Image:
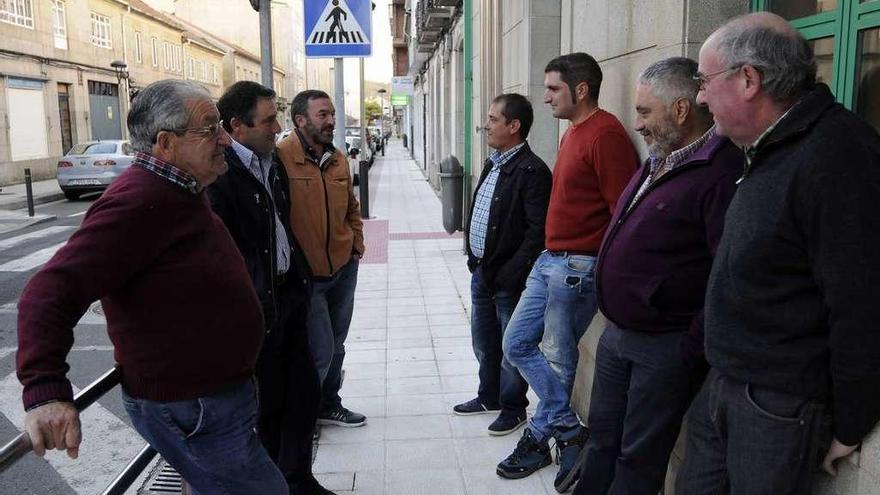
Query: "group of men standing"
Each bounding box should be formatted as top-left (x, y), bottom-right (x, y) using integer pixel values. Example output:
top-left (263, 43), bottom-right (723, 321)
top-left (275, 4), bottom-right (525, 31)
top-left (458, 11), bottom-right (880, 495)
top-left (16, 80), bottom-right (365, 492)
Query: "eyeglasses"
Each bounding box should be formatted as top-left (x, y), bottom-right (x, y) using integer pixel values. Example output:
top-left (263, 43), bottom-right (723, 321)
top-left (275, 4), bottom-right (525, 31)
top-left (163, 120), bottom-right (225, 139)
top-left (693, 65), bottom-right (743, 90)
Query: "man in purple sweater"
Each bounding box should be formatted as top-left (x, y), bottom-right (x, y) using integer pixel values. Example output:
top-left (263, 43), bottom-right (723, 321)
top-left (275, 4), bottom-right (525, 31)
top-left (573, 58), bottom-right (742, 495)
top-left (16, 80), bottom-right (288, 494)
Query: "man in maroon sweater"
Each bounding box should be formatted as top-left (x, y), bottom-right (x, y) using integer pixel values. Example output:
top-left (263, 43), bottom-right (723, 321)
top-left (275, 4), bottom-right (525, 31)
top-left (497, 53), bottom-right (638, 492)
top-left (16, 80), bottom-right (288, 494)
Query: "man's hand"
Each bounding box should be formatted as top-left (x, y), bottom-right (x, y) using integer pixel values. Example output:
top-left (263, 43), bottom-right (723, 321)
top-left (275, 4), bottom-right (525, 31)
top-left (24, 402), bottom-right (81, 459)
top-left (822, 437), bottom-right (859, 476)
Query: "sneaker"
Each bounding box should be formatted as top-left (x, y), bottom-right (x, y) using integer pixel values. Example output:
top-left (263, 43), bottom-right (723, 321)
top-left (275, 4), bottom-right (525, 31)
top-left (488, 412), bottom-right (527, 436)
top-left (317, 406), bottom-right (367, 427)
top-left (496, 427), bottom-right (552, 479)
top-left (452, 397), bottom-right (501, 416)
top-left (553, 425), bottom-right (590, 493)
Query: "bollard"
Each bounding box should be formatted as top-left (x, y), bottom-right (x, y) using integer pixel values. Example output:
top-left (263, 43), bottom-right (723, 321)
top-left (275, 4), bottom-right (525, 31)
top-left (359, 160), bottom-right (370, 219)
top-left (24, 168), bottom-right (34, 217)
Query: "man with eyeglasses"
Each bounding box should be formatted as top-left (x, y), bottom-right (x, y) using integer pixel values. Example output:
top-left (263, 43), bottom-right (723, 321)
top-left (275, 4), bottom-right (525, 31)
top-left (209, 81), bottom-right (332, 495)
top-left (16, 79), bottom-right (290, 494)
top-left (677, 13), bottom-right (880, 494)
top-left (572, 57), bottom-right (741, 495)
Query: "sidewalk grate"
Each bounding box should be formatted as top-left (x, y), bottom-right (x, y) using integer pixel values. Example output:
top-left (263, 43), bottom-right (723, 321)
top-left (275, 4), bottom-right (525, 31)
top-left (141, 459), bottom-right (185, 494)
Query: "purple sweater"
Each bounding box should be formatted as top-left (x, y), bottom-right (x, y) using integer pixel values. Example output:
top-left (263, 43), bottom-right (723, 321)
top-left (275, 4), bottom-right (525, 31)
top-left (17, 165), bottom-right (265, 409)
top-left (595, 135), bottom-right (742, 357)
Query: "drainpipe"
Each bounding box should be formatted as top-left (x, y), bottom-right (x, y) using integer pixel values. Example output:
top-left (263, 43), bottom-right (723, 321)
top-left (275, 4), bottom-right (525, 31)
top-left (462, 0), bottom-right (473, 242)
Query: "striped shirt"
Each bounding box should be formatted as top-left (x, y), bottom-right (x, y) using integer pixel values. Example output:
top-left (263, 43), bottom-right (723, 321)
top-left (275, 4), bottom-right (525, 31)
top-left (230, 139), bottom-right (291, 275)
top-left (469, 142), bottom-right (525, 258)
top-left (133, 152), bottom-right (200, 194)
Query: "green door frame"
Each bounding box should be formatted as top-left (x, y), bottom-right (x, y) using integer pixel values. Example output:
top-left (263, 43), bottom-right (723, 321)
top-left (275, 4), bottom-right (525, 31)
top-left (751, 0), bottom-right (880, 109)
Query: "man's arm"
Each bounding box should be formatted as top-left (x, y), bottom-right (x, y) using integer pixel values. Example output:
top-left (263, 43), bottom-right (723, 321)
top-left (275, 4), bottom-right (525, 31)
top-left (804, 147), bottom-right (880, 449)
top-left (592, 131), bottom-right (639, 214)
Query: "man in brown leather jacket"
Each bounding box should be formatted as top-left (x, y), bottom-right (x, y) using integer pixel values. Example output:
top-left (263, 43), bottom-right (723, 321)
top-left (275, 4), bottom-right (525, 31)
top-left (277, 90), bottom-right (366, 427)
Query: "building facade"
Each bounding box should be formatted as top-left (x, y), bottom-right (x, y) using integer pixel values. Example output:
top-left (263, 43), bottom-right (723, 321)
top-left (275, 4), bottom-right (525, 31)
top-left (402, 1), bottom-right (880, 493)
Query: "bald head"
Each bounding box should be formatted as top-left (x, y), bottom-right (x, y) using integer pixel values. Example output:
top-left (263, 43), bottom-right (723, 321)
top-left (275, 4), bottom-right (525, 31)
top-left (703, 12), bottom-right (816, 102)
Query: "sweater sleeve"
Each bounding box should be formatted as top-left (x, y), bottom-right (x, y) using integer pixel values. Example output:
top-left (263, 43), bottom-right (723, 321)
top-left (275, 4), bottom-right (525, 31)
top-left (592, 131), bottom-right (638, 215)
top-left (803, 147), bottom-right (880, 446)
top-left (16, 187), bottom-right (166, 409)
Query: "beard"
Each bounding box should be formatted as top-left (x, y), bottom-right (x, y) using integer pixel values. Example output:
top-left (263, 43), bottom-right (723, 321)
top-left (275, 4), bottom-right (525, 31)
top-left (304, 119), bottom-right (334, 146)
top-left (646, 119), bottom-right (686, 160)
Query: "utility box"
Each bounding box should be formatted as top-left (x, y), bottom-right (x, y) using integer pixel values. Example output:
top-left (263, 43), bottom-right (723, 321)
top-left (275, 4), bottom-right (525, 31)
top-left (439, 155), bottom-right (463, 234)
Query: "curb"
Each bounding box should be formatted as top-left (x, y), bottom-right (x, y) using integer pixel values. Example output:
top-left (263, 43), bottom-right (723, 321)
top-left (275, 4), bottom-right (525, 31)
top-left (0, 192), bottom-right (67, 212)
top-left (0, 214), bottom-right (58, 236)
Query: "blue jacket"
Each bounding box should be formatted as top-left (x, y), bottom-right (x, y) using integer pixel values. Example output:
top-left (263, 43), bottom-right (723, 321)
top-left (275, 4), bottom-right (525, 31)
top-left (596, 133), bottom-right (742, 359)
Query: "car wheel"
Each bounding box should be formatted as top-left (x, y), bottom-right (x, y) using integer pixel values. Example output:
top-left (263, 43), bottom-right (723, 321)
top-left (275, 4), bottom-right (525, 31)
top-left (63, 190), bottom-right (81, 201)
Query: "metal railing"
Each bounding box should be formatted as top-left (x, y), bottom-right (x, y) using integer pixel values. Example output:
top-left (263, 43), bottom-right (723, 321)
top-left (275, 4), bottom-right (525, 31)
top-left (0, 367), bottom-right (161, 495)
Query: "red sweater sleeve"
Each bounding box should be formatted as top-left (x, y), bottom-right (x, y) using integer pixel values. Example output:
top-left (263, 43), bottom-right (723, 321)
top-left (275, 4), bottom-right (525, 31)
top-left (591, 131), bottom-right (638, 215)
top-left (16, 186), bottom-right (164, 409)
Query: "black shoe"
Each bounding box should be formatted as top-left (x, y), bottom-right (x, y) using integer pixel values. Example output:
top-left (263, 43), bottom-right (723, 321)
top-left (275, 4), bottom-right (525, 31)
top-left (488, 412), bottom-right (527, 436)
top-left (452, 397), bottom-right (501, 416)
top-left (496, 427), bottom-right (552, 479)
top-left (317, 406), bottom-right (367, 427)
top-left (553, 425), bottom-right (590, 493)
top-left (292, 475), bottom-right (337, 495)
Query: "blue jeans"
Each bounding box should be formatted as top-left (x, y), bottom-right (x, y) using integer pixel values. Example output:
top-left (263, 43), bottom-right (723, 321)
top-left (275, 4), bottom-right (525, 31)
top-left (309, 257), bottom-right (359, 410)
top-left (502, 250), bottom-right (598, 441)
top-left (575, 322), bottom-right (705, 495)
top-left (122, 380), bottom-right (287, 495)
top-left (676, 370), bottom-right (828, 495)
top-left (470, 266), bottom-right (529, 416)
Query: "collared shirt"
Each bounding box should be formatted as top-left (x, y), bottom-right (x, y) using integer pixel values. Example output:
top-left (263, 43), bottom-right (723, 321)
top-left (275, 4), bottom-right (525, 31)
top-left (295, 129), bottom-right (336, 169)
top-left (469, 142), bottom-right (526, 258)
top-left (627, 126), bottom-right (717, 213)
top-left (230, 138), bottom-right (291, 275)
top-left (133, 152), bottom-right (200, 194)
top-left (741, 104), bottom-right (797, 181)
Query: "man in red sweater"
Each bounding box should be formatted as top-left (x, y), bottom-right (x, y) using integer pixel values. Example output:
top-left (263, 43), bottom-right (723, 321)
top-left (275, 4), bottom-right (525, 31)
top-left (16, 80), bottom-right (288, 494)
top-left (497, 53), bottom-right (638, 492)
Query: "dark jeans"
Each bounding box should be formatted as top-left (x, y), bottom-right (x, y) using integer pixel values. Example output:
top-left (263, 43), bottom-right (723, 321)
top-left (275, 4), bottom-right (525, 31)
top-left (575, 322), bottom-right (705, 495)
top-left (309, 257), bottom-right (359, 411)
top-left (470, 266), bottom-right (529, 416)
top-left (122, 380), bottom-right (287, 495)
top-left (256, 284), bottom-right (321, 489)
top-left (676, 369), bottom-right (828, 495)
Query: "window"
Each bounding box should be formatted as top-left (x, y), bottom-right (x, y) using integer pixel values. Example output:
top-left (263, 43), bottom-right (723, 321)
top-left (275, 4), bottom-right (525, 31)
top-left (211, 63), bottom-right (219, 84)
top-left (0, 0), bottom-right (34, 28)
top-left (163, 42), bottom-right (183, 73)
top-left (187, 57), bottom-right (212, 83)
top-left (151, 37), bottom-right (159, 67)
top-left (134, 31), bottom-right (143, 63)
top-left (51, 1), bottom-right (67, 49)
top-left (90, 12), bottom-right (112, 49)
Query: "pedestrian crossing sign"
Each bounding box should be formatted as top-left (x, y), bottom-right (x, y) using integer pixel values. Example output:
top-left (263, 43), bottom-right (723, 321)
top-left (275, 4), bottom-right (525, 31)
top-left (305, 0), bottom-right (372, 58)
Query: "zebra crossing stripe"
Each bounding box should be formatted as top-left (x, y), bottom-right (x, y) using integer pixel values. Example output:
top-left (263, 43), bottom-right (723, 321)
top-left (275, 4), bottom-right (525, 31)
top-left (0, 372), bottom-right (146, 494)
top-left (0, 226), bottom-right (73, 251)
top-left (0, 241), bottom-right (66, 272)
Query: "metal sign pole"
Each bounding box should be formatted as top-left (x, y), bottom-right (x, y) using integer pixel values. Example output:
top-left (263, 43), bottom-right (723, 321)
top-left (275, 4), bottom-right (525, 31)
top-left (259, 0), bottom-right (273, 88)
top-left (333, 57), bottom-right (346, 152)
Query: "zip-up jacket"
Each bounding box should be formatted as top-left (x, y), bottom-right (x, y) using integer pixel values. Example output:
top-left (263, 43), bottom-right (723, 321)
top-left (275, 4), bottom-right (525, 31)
top-left (276, 132), bottom-right (364, 277)
top-left (596, 134), bottom-right (742, 360)
top-left (465, 142), bottom-right (552, 293)
top-left (208, 147), bottom-right (313, 332)
top-left (705, 84), bottom-right (880, 446)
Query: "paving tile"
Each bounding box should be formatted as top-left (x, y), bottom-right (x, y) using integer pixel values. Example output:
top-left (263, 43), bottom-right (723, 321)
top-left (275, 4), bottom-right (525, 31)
top-left (385, 468), bottom-right (466, 494)
top-left (430, 324), bottom-right (472, 338)
top-left (350, 317), bottom-right (388, 330)
top-left (386, 296), bottom-right (425, 306)
top-left (346, 341), bottom-right (389, 352)
top-left (387, 347), bottom-right (435, 362)
top-left (386, 393), bottom-right (447, 417)
top-left (386, 360), bottom-right (439, 379)
top-left (441, 374), bottom-right (480, 393)
top-left (438, 359), bottom-right (479, 377)
top-left (454, 437), bottom-right (521, 467)
top-left (387, 326), bottom-right (432, 339)
top-left (433, 336), bottom-right (473, 348)
top-left (435, 345), bottom-right (476, 361)
top-left (313, 442), bottom-right (385, 473)
top-left (449, 413), bottom-right (496, 439)
top-left (320, 417), bottom-right (386, 444)
top-left (385, 414), bottom-right (452, 440)
top-left (315, 472), bottom-right (356, 492)
top-left (344, 362), bottom-right (387, 380)
top-left (348, 329), bottom-right (387, 342)
top-left (461, 466), bottom-right (551, 495)
top-left (346, 349), bottom-right (387, 364)
top-left (387, 375), bottom-right (442, 396)
top-left (388, 305), bottom-right (427, 317)
top-left (386, 439), bottom-right (459, 471)
top-left (350, 471), bottom-right (385, 495)
top-left (388, 314), bottom-right (429, 328)
top-left (341, 395), bottom-right (387, 418)
top-left (341, 378), bottom-right (386, 398)
top-left (386, 337), bottom-right (433, 349)
top-left (429, 313), bottom-right (471, 327)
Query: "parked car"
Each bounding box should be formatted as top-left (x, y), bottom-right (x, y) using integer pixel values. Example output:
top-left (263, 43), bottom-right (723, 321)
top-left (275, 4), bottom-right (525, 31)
top-left (57, 140), bottom-right (135, 200)
top-left (276, 128), bottom-right (294, 143)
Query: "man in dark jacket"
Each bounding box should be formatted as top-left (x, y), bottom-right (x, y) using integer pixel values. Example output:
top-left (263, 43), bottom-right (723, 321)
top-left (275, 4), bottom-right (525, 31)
top-left (573, 58), bottom-right (741, 495)
top-left (453, 93), bottom-right (552, 436)
top-left (677, 13), bottom-right (880, 494)
top-left (209, 81), bottom-right (331, 495)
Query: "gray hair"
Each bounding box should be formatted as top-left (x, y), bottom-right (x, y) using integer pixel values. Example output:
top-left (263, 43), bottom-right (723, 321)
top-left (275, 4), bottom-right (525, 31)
top-left (713, 21), bottom-right (816, 101)
top-left (128, 80), bottom-right (212, 153)
top-left (639, 57), bottom-right (711, 120)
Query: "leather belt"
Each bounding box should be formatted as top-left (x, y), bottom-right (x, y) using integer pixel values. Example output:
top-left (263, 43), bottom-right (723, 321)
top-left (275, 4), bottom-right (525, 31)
top-left (547, 250), bottom-right (597, 257)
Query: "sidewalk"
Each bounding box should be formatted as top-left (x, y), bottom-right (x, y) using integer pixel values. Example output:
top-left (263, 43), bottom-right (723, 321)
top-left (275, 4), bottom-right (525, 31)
top-left (312, 140), bottom-right (558, 494)
top-left (0, 178), bottom-right (64, 235)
